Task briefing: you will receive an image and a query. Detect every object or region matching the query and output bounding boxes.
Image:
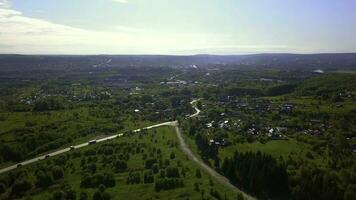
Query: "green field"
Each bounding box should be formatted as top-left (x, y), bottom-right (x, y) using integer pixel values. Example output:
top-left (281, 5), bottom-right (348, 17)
top-left (0, 127), bottom-right (241, 200)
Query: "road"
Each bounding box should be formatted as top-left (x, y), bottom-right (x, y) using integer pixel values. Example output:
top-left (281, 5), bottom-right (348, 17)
top-left (173, 100), bottom-right (256, 200)
top-left (0, 121), bottom-right (177, 174)
top-left (0, 99), bottom-right (255, 199)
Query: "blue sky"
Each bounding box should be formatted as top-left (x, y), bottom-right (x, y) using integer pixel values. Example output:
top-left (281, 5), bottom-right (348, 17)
top-left (0, 0), bottom-right (355, 54)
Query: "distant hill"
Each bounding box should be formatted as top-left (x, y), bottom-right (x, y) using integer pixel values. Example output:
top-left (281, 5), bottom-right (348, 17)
top-left (0, 53), bottom-right (356, 72)
top-left (295, 73), bottom-right (356, 98)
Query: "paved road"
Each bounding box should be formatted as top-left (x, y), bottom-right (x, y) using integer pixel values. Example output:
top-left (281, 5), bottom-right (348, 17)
top-left (0, 121), bottom-right (177, 174)
top-left (189, 99), bottom-right (201, 118)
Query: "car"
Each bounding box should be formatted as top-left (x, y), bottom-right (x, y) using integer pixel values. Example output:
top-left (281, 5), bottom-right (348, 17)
top-left (88, 140), bottom-right (97, 145)
top-left (45, 155), bottom-right (50, 159)
top-left (70, 146), bottom-right (75, 150)
top-left (16, 163), bottom-right (22, 168)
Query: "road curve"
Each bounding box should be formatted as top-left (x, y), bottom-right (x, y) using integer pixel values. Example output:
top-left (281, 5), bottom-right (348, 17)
top-left (173, 100), bottom-right (256, 200)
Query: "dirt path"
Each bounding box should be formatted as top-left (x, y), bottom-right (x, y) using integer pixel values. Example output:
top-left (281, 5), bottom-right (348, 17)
top-left (174, 125), bottom-right (256, 200)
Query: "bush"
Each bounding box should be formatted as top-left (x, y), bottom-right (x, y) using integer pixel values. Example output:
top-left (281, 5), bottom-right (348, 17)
top-left (52, 190), bottom-right (65, 200)
top-left (144, 171), bottom-right (154, 183)
top-left (79, 191), bottom-right (89, 200)
top-left (52, 166), bottom-right (64, 180)
top-left (210, 189), bottom-right (223, 200)
top-left (33, 97), bottom-right (64, 112)
top-left (80, 173), bottom-right (115, 188)
top-left (114, 160), bottom-right (127, 171)
top-left (195, 169), bottom-right (202, 178)
top-left (35, 171), bottom-right (54, 188)
top-left (154, 178), bottom-right (184, 192)
top-left (93, 191), bottom-right (111, 200)
top-left (0, 144), bottom-right (24, 162)
top-left (236, 192), bottom-right (245, 200)
top-left (126, 172), bottom-right (141, 184)
top-left (11, 179), bottom-right (32, 197)
top-left (166, 167), bottom-right (180, 178)
top-left (0, 182), bottom-right (6, 194)
top-left (145, 158), bottom-right (157, 169)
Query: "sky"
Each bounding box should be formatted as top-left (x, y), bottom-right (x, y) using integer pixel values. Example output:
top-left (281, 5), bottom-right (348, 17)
top-left (0, 0), bottom-right (355, 54)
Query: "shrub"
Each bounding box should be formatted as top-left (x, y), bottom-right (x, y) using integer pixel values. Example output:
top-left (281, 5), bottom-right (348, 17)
top-left (11, 179), bottom-right (32, 197)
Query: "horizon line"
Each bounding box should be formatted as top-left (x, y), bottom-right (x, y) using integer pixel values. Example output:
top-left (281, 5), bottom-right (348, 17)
top-left (1, 52), bottom-right (356, 57)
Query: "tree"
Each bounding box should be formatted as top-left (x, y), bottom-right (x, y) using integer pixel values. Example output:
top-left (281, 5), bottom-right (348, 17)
top-left (81, 173), bottom-right (115, 188)
top-left (52, 190), bottom-right (65, 200)
top-left (99, 184), bottom-right (106, 193)
top-left (102, 192), bottom-right (111, 200)
top-left (93, 191), bottom-right (102, 200)
top-left (126, 172), bottom-right (141, 184)
top-left (66, 188), bottom-right (77, 200)
top-left (344, 185), bottom-right (356, 200)
top-left (144, 171), bottom-right (154, 183)
top-left (154, 178), bottom-right (184, 192)
top-left (236, 192), bottom-right (244, 200)
top-left (114, 160), bottom-right (127, 171)
top-left (166, 167), bottom-right (180, 178)
top-left (196, 169), bottom-right (202, 179)
top-left (0, 182), bottom-right (6, 194)
top-left (52, 166), bottom-right (64, 180)
top-left (197, 101), bottom-right (202, 110)
top-left (35, 171), bottom-right (54, 188)
top-left (0, 144), bottom-right (23, 162)
top-left (79, 191), bottom-right (89, 200)
top-left (221, 151), bottom-right (288, 198)
top-left (11, 179), bottom-right (32, 197)
top-left (194, 182), bottom-right (200, 191)
top-left (92, 191), bottom-right (111, 200)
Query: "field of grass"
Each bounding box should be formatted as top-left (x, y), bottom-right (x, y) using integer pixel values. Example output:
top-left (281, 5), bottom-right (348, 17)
top-left (0, 127), bottom-right (240, 200)
top-left (219, 139), bottom-right (306, 160)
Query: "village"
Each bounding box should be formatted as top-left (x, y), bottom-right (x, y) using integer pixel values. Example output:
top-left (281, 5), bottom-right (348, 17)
top-left (190, 95), bottom-right (336, 149)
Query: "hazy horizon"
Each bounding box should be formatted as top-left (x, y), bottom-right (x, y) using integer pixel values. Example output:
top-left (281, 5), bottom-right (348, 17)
top-left (1, 0), bottom-right (356, 54)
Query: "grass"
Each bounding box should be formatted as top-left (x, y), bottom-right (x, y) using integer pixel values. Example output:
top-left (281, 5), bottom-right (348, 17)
top-left (1, 126), bottom-right (241, 200)
top-left (219, 139), bottom-right (308, 160)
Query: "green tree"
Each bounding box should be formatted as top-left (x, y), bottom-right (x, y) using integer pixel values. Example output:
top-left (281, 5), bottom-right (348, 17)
top-left (344, 185), bottom-right (356, 200)
top-left (11, 179), bottom-right (32, 197)
top-left (52, 191), bottom-right (65, 200)
top-left (79, 191), bottom-right (89, 200)
top-left (35, 171), bottom-right (54, 188)
top-left (0, 182), bottom-right (6, 194)
top-left (52, 166), bottom-right (64, 180)
top-left (196, 169), bottom-right (202, 179)
top-left (236, 192), bottom-right (244, 200)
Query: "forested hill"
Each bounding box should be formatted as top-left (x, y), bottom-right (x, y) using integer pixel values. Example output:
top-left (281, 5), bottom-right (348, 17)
top-left (295, 74), bottom-right (356, 98)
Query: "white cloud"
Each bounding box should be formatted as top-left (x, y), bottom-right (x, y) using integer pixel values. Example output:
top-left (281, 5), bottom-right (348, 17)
top-left (0, 0), bottom-right (302, 54)
top-left (111, 0), bottom-right (128, 3)
top-left (0, 1), bottom-right (236, 54)
top-left (0, 0), bottom-right (9, 8)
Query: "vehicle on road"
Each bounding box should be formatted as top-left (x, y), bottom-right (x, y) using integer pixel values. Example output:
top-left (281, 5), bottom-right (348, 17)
top-left (17, 163), bottom-right (22, 168)
top-left (45, 155), bottom-right (50, 159)
top-left (70, 146), bottom-right (75, 150)
top-left (88, 140), bottom-right (97, 145)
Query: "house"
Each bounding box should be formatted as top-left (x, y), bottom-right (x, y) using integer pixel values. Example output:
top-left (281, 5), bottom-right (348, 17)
top-left (206, 122), bottom-right (213, 128)
top-left (268, 128), bottom-right (283, 139)
top-left (280, 103), bottom-right (295, 113)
